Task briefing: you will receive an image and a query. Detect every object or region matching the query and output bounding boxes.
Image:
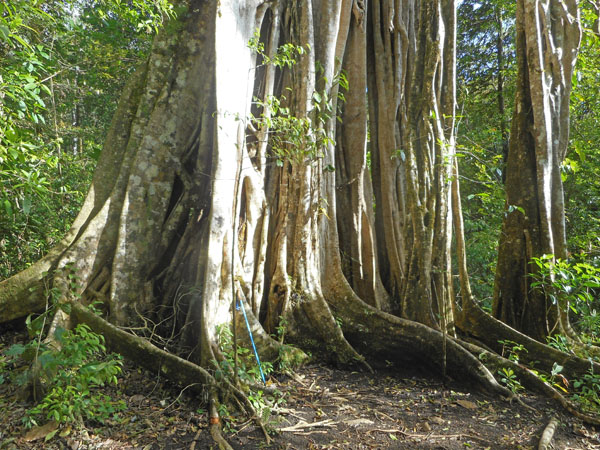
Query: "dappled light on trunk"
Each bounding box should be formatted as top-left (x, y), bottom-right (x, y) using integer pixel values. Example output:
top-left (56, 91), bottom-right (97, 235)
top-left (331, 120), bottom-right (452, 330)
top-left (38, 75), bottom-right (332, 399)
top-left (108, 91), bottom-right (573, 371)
top-left (3, 1), bottom-right (600, 446)
top-left (493, 0), bottom-right (581, 341)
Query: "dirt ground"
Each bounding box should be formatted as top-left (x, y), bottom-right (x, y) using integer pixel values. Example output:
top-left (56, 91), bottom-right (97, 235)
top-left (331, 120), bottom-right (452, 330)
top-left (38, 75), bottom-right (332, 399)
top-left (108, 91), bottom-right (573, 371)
top-left (2, 322), bottom-right (600, 449)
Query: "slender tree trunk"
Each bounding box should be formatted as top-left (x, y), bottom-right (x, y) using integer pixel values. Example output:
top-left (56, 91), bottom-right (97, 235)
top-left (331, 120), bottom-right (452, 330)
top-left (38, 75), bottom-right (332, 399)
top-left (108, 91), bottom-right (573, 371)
top-left (495, 5), bottom-right (509, 175)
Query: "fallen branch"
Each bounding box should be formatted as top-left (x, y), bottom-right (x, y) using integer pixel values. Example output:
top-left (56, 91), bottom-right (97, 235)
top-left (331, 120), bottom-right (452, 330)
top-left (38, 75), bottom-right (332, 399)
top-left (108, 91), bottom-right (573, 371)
top-left (538, 416), bottom-right (559, 450)
top-left (278, 419), bottom-right (337, 432)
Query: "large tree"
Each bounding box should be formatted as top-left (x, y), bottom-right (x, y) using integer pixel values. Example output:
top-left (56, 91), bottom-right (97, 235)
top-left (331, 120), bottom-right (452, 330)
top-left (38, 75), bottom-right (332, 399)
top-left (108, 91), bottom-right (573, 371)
top-left (493, 0), bottom-right (581, 340)
top-left (2, 0), bottom-right (599, 444)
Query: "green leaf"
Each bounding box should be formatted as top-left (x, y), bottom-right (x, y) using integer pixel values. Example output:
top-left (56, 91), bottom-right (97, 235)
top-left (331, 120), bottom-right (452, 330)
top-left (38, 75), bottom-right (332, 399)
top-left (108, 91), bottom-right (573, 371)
top-left (551, 363), bottom-right (563, 377)
top-left (0, 24), bottom-right (9, 41)
top-left (6, 343), bottom-right (26, 357)
top-left (13, 34), bottom-right (32, 50)
top-left (22, 196), bottom-right (31, 215)
top-left (3, 199), bottom-right (12, 216)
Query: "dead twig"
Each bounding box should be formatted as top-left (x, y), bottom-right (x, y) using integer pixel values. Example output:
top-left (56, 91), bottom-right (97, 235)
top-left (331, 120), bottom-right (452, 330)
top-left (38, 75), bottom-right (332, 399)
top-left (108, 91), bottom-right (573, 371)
top-left (278, 419), bottom-right (337, 432)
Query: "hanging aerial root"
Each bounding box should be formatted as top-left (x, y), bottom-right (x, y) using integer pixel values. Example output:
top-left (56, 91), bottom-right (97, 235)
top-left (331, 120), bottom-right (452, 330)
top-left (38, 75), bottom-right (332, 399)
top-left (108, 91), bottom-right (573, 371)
top-left (460, 340), bottom-right (600, 426)
top-left (538, 416), bottom-right (559, 450)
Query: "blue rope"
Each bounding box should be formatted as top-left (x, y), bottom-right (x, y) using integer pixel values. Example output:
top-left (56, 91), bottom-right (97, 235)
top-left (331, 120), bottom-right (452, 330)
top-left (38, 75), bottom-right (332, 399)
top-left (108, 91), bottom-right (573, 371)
top-left (236, 296), bottom-right (266, 385)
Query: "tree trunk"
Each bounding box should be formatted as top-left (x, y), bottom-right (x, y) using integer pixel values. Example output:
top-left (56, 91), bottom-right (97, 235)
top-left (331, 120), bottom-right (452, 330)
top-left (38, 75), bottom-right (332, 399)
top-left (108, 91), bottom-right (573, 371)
top-left (367, 0), bottom-right (456, 330)
top-left (0, 0), bottom-right (467, 375)
top-left (3, 0), bottom-right (598, 431)
top-left (492, 0), bottom-right (581, 341)
top-left (495, 5), bottom-right (509, 175)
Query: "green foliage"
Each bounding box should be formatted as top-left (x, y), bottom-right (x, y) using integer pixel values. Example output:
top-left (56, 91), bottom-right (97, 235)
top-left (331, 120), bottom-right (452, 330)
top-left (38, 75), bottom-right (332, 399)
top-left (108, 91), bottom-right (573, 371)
top-left (530, 254), bottom-right (600, 339)
top-left (0, 264), bottom-right (125, 430)
top-left (546, 334), bottom-right (573, 354)
top-left (92, 0), bottom-right (175, 34)
top-left (498, 339), bottom-right (527, 364)
top-left (214, 325), bottom-right (273, 385)
top-left (213, 325), bottom-right (289, 432)
top-left (0, 353), bottom-right (6, 385)
top-left (566, 6), bottom-right (600, 253)
top-left (496, 339), bottom-right (526, 393)
top-left (273, 315), bottom-right (307, 372)
top-left (455, 1), bottom-right (514, 307)
top-left (459, 146), bottom-right (505, 307)
top-left (22, 324), bottom-right (126, 427)
top-left (497, 367), bottom-right (523, 394)
top-left (572, 368), bottom-right (600, 413)
top-left (1, 0), bottom-right (170, 279)
top-left (251, 94), bottom-right (333, 167)
top-left (529, 362), bottom-right (569, 394)
top-left (248, 30), bottom-right (307, 69)
top-left (2, 320), bottom-right (125, 429)
top-left (275, 315), bottom-right (288, 343)
top-left (247, 31), bottom-right (346, 169)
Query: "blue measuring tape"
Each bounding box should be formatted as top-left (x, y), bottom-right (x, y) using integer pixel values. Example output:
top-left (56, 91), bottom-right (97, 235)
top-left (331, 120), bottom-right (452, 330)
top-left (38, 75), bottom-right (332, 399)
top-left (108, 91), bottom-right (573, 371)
top-left (236, 297), bottom-right (266, 385)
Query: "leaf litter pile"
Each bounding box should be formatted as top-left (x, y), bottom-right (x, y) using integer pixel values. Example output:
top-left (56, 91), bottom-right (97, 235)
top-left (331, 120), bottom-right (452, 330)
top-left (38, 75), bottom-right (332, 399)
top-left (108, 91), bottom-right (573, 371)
top-left (2, 323), bottom-right (600, 449)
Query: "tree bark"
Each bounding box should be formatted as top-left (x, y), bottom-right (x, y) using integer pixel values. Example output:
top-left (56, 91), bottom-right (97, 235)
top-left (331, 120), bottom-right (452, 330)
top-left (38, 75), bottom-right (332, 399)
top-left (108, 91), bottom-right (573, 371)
top-left (366, 0), bottom-right (456, 331)
top-left (493, 0), bottom-right (581, 340)
top-left (1, 0), bottom-right (597, 429)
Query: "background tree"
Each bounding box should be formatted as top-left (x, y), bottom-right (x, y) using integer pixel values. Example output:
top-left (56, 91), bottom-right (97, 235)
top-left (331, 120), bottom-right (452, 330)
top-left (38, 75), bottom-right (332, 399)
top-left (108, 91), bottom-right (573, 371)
top-left (456, 0), bottom-right (600, 333)
top-left (455, 0), bottom-right (516, 305)
top-left (565, 1), bottom-right (600, 254)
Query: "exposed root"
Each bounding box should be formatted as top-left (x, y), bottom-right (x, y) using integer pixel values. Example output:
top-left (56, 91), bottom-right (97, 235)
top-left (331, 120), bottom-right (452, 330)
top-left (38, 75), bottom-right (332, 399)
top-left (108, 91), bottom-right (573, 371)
top-left (325, 287), bottom-right (511, 396)
top-left (461, 339), bottom-right (600, 426)
top-left (69, 302), bottom-right (273, 440)
top-left (538, 416), bottom-right (559, 450)
top-left (461, 301), bottom-right (600, 379)
top-left (219, 377), bottom-right (271, 443)
top-left (70, 302), bottom-right (216, 387)
top-left (0, 271), bottom-right (47, 323)
top-left (209, 396), bottom-right (234, 450)
top-left (0, 212), bottom-right (91, 323)
top-left (300, 290), bottom-right (373, 372)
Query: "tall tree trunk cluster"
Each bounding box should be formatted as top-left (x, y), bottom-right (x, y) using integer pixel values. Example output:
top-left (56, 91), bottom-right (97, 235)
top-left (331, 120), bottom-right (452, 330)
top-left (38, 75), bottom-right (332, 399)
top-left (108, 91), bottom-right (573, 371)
top-left (367, 0), bottom-right (457, 330)
top-left (2, 0), bottom-right (599, 433)
top-left (1, 0), bottom-right (465, 369)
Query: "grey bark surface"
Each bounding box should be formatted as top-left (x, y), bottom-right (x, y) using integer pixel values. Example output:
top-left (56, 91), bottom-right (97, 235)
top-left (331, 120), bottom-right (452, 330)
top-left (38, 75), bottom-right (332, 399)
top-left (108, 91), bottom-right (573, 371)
top-left (493, 0), bottom-right (581, 340)
top-left (1, 0), bottom-right (597, 431)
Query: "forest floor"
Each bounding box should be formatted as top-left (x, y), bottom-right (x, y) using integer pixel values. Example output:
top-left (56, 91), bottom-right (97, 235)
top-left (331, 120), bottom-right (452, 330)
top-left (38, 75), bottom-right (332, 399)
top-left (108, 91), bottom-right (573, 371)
top-left (2, 323), bottom-right (600, 449)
